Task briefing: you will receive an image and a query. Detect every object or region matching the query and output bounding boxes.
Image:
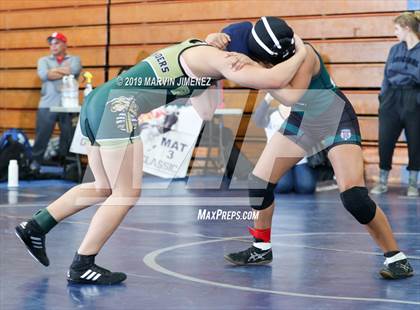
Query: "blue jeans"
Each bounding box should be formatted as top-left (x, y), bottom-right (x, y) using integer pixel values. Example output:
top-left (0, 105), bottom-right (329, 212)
top-left (32, 108), bottom-right (73, 162)
top-left (275, 163), bottom-right (317, 194)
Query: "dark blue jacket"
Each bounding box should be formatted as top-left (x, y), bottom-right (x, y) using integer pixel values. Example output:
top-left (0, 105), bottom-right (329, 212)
top-left (381, 41), bottom-right (420, 94)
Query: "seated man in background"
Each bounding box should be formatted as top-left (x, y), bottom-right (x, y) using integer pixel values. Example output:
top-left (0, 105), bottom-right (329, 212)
top-left (30, 32), bottom-right (82, 171)
top-left (253, 94), bottom-right (317, 194)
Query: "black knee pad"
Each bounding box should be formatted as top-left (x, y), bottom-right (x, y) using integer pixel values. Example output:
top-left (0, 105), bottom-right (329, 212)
top-left (248, 174), bottom-right (276, 210)
top-left (340, 186), bottom-right (376, 224)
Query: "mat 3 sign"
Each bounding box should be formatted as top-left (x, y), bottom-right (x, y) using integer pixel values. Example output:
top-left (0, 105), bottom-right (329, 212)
top-left (140, 105), bottom-right (202, 178)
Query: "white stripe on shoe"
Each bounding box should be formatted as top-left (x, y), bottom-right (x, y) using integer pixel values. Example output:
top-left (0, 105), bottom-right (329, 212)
top-left (78, 269), bottom-right (102, 281)
top-left (33, 245), bottom-right (43, 249)
top-left (86, 272), bottom-right (97, 280)
top-left (15, 230), bottom-right (43, 265)
top-left (80, 269), bottom-right (92, 279)
top-left (30, 236), bottom-right (41, 241)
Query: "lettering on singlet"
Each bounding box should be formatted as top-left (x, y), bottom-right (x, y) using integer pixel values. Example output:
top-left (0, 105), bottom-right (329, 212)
top-left (154, 53), bottom-right (169, 73)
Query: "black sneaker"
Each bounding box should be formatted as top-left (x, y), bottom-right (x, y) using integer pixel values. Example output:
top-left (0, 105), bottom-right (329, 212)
top-left (15, 221), bottom-right (49, 266)
top-left (380, 257), bottom-right (414, 280)
top-left (224, 245), bottom-right (272, 266)
top-left (67, 264), bottom-right (127, 285)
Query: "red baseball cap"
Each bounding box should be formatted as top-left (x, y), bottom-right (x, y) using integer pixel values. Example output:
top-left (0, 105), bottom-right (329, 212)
top-left (47, 32), bottom-right (67, 44)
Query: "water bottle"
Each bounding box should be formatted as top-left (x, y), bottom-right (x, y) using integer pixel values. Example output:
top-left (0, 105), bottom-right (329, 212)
top-left (68, 75), bottom-right (79, 107)
top-left (61, 75), bottom-right (70, 107)
top-left (61, 75), bottom-right (79, 107)
top-left (8, 159), bottom-right (19, 188)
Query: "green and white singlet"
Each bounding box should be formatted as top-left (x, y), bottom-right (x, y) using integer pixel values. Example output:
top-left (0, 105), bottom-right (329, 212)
top-left (80, 39), bottom-right (215, 147)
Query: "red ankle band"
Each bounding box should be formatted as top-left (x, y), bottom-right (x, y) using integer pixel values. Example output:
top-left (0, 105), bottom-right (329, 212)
top-left (248, 227), bottom-right (271, 243)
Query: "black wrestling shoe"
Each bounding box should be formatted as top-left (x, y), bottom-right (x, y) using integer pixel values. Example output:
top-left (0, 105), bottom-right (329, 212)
top-left (380, 255), bottom-right (414, 280)
top-left (224, 245), bottom-right (272, 266)
top-left (67, 264), bottom-right (127, 285)
top-left (15, 220), bottom-right (49, 267)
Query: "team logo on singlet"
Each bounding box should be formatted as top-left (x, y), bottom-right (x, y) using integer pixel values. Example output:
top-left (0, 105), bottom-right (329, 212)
top-left (170, 85), bottom-right (190, 96)
top-left (106, 96), bottom-right (139, 133)
top-left (340, 129), bottom-right (352, 141)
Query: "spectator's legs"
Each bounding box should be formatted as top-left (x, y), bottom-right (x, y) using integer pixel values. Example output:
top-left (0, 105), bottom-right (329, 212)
top-left (403, 100), bottom-right (420, 196)
top-left (378, 101), bottom-right (403, 172)
top-left (32, 108), bottom-right (58, 163)
top-left (293, 163), bottom-right (317, 194)
top-left (57, 112), bottom-right (73, 159)
top-left (274, 168), bottom-right (294, 193)
top-left (403, 105), bottom-right (420, 172)
top-left (371, 101), bottom-right (403, 194)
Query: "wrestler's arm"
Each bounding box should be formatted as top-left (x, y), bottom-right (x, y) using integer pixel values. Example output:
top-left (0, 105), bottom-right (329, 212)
top-left (189, 85), bottom-right (220, 121)
top-left (206, 44), bottom-right (307, 89)
top-left (207, 33), bottom-right (307, 87)
top-left (188, 46), bottom-right (306, 120)
top-left (268, 46), bottom-right (315, 106)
